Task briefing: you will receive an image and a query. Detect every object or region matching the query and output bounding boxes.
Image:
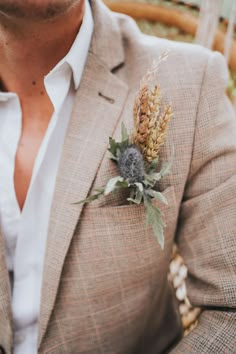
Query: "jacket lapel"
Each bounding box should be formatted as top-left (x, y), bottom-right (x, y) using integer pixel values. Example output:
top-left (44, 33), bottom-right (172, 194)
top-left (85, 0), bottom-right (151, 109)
top-left (0, 231), bottom-right (13, 353)
top-left (38, 1), bottom-right (129, 346)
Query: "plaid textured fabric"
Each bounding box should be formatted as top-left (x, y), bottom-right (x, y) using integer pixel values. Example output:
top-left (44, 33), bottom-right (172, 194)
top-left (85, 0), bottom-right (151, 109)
top-left (0, 0), bottom-right (236, 353)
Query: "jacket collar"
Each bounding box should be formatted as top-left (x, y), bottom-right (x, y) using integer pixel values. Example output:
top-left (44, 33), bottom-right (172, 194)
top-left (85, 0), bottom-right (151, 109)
top-left (89, 0), bottom-right (125, 71)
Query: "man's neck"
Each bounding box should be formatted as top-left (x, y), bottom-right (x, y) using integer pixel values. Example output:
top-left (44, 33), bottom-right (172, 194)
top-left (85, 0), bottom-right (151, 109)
top-left (0, 0), bottom-right (85, 98)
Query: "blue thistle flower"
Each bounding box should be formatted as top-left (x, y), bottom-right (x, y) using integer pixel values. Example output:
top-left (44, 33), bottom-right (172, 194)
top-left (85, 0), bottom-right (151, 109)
top-left (118, 146), bottom-right (145, 184)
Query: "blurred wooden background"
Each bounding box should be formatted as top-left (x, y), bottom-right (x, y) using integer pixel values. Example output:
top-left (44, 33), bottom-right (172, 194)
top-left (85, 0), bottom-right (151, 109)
top-left (104, 0), bottom-right (236, 104)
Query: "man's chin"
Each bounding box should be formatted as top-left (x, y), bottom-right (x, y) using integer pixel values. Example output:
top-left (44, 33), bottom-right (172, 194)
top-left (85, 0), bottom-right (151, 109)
top-left (0, 0), bottom-right (80, 21)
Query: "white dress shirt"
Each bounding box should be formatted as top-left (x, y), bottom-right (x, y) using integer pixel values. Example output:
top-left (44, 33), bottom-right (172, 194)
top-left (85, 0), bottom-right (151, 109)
top-left (0, 1), bottom-right (93, 353)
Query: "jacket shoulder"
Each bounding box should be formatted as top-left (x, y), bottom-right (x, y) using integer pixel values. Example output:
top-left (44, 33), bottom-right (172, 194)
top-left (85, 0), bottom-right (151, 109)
top-left (113, 12), bottom-right (217, 89)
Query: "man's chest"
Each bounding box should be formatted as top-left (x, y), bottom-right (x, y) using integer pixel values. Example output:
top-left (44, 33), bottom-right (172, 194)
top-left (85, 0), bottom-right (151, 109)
top-left (14, 115), bottom-right (51, 211)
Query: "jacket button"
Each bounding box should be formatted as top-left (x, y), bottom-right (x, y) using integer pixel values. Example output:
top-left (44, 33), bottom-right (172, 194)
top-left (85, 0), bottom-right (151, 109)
top-left (0, 346), bottom-right (6, 354)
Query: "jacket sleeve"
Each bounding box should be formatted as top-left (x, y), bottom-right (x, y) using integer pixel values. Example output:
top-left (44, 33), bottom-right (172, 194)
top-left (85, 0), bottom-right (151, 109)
top-left (171, 52), bottom-right (236, 353)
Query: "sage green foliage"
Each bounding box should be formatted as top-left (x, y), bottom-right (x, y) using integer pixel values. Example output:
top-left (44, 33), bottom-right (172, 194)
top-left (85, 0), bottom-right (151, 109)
top-left (108, 123), bottom-right (129, 161)
top-left (77, 123), bottom-right (173, 249)
top-left (144, 198), bottom-right (165, 249)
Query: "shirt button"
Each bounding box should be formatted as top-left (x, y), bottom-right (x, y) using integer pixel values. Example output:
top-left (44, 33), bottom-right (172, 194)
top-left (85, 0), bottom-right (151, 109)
top-left (14, 334), bottom-right (25, 345)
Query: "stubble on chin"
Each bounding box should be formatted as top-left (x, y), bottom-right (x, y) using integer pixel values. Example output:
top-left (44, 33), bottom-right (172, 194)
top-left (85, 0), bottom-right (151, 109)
top-left (0, 0), bottom-right (81, 21)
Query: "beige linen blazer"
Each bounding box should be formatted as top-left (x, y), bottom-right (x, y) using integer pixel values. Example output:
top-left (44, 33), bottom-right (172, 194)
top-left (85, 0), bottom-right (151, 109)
top-left (0, 0), bottom-right (236, 353)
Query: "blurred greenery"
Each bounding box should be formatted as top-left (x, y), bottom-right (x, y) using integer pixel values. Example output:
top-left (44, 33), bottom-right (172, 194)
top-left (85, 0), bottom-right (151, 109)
top-left (110, 0), bottom-right (236, 101)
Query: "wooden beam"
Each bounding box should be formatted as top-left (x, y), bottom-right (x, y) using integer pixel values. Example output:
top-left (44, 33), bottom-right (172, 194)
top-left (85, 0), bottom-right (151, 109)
top-left (104, 1), bottom-right (236, 71)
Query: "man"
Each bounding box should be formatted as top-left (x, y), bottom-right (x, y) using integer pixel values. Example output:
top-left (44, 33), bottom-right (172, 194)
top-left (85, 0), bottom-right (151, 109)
top-left (0, 0), bottom-right (235, 353)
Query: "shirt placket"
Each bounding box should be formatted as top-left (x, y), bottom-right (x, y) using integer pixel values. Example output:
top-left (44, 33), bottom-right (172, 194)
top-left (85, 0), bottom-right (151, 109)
top-left (0, 94), bottom-right (22, 271)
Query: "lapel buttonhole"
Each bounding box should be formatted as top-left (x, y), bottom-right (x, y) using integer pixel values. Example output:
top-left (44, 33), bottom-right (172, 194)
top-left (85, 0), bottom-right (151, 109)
top-left (98, 92), bottom-right (115, 104)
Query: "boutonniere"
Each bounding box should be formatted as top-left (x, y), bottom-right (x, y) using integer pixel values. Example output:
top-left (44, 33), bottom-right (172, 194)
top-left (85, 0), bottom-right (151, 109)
top-left (78, 52), bottom-right (173, 249)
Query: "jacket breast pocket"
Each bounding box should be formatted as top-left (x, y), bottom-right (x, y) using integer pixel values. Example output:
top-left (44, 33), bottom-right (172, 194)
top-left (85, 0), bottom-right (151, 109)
top-left (78, 186), bottom-right (178, 270)
top-left (70, 185), bottom-right (179, 329)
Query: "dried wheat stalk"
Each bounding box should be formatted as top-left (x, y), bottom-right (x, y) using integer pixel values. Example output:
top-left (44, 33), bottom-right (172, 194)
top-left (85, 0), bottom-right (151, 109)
top-left (132, 53), bottom-right (173, 162)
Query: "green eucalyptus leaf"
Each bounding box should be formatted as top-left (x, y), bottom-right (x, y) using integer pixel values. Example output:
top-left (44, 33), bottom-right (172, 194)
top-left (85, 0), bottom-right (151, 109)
top-left (108, 137), bottom-right (118, 157)
top-left (116, 180), bottom-right (129, 188)
top-left (136, 189), bottom-right (144, 204)
top-left (127, 198), bottom-right (137, 204)
top-left (119, 139), bottom-right (129, 151)
top-left (74, 189), bottom-right (105, 205)
top-left (116, 148), bottom-right (122, 159)
top-left (127, 188), bottom-right (143, 205)
top-left (121, 122), bottom-right (129, 143)
top-left (160, 146), bottom-right (174, 178)
top-left (146, 190), bottom-right (168, 205)
top-left (144, 175), bottom-right (156, 188)
top-left (147, 158), bottom-right (159, 173)
top-left (134, 182), bottom-right (144, 193)
top-left (144, 197), bottom-right (165, 249)
top-left (149, 172), bottom-right (162, 182)
top-left (104, 176), bottom-right (124, 195)
top-left (127, 196), bottom-right (140, 205)
top-left (144, 172), bottom-right (161, 188)
top-left (94, 188), bottom-right (105, 193)
top-left (160, 161), bottom-right (172, 178)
